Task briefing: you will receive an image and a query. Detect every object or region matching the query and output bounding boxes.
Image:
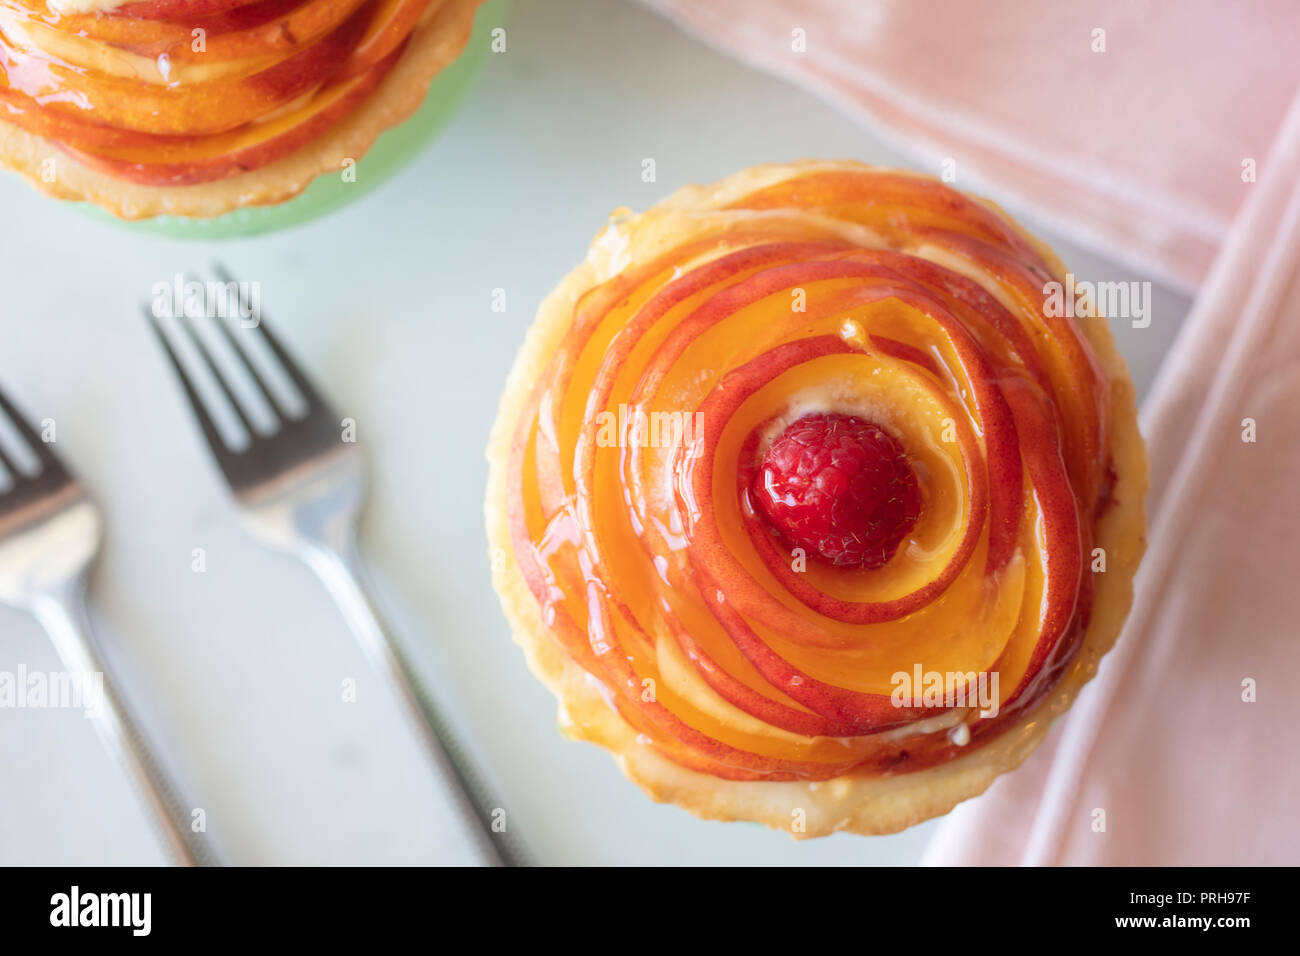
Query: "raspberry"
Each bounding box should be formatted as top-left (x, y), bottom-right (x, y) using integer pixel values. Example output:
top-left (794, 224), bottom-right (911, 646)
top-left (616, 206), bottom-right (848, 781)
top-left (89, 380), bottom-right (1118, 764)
top-left (752, 413), bottom-right (921, 569)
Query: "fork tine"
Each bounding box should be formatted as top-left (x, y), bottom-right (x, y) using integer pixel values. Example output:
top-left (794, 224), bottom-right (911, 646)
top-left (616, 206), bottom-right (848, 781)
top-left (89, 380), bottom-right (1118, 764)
top-left (212, 263), bottom-right (331, 415)
top-left (142, 304), bottom-right (233, 458)
top-left (207, 309), bottom-right (291, 423)
top-left (0, 422), bottom-right (19, 479)
top-left (0, 383), bottom-right (66, 477)
top-left (171, 306), bottom-right (262, 440)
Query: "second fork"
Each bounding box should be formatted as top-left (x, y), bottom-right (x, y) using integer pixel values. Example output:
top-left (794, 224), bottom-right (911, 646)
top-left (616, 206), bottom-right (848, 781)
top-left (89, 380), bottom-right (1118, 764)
top-left (0, 386), bottom-right (213, 866)
top-left (146, 272), bottom-right (517, 865)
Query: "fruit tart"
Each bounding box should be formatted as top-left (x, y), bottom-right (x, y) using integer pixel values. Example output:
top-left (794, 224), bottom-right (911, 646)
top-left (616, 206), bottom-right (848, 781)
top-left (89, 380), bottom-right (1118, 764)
top-left (486, 160), bottom-right (1148, 837)
top-left (0, 0), bottom-right (483, 217)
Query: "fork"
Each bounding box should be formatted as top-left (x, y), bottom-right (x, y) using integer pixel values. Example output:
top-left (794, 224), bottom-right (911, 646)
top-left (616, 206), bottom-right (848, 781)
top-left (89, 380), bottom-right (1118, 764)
top-left (0, 386), bottom-right (212, 866)
top-left (145, 268), bottom-right (515, 866)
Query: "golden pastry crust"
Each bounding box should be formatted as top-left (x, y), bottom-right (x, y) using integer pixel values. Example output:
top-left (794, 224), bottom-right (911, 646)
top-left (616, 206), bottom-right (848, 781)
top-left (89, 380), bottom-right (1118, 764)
top-left (0, 0), bottom-right (481, 219)
top-left (486, 160), bottom-right (1148, 838)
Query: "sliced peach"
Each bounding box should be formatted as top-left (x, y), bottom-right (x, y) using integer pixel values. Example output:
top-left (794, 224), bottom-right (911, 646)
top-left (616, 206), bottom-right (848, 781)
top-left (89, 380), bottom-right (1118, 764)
top-left (9, 0), bottom-right (369, 75)
top-left (112, 0), bottom-right (265, 20)
top-left (60, 47), bottom-right (399, 185)
top-left (1, 5), bottom-right (368, 135)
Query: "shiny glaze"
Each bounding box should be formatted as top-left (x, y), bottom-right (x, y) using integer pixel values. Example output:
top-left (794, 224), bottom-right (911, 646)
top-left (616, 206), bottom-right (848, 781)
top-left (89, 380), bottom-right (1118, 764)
top-left (507, 170), bottom-right (1112, 781)
top-left (0, 0), bottom-right (435, 183)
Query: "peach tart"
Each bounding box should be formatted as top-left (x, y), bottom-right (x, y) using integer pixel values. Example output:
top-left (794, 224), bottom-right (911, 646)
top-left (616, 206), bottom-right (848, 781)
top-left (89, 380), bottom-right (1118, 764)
top-left (0, 0), bottom-right (482, 217)
top-left (486, 160), bottom-right (1147, 837)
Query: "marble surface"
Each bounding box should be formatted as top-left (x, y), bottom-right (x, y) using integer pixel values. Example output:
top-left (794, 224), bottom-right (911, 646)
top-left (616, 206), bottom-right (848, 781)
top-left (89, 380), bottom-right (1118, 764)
top-left (0, 0), bottom-right (1190, 865)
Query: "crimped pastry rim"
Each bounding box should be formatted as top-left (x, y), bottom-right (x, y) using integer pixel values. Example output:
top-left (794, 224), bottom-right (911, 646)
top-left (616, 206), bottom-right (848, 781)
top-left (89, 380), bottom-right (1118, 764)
top-left (0, 0), bottom-right (482, 219)
top-left (486, 159), bottom-right (1148, 839)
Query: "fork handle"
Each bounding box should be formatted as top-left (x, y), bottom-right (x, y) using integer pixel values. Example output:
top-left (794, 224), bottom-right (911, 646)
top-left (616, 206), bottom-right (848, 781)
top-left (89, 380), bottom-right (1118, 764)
top-left (304, 540), bottom-right (516, 867)
top-left (33, 582), bottom-right (215, 867)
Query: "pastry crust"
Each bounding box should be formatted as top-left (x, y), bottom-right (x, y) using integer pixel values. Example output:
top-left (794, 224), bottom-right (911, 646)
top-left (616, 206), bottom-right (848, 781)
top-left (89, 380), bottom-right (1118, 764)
top-left (486, 160), bottom-right (1148, 838)
top-left (0, 0), bottom-right (481, 219)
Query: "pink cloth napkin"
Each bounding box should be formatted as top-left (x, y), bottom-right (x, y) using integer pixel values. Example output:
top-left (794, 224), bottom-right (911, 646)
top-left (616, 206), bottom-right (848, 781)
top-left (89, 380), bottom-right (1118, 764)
top-left (643, 0), bottom-right (1300, 864)
top-left (923, 91), bottom-right (1300, 866)
top-left (639, 0), bottom-right (1300, 293)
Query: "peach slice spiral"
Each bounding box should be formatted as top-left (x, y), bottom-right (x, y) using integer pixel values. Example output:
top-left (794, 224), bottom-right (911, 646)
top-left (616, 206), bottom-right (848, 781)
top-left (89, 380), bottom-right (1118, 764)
top-left (0, 0), bottom-right (435, 184)
top-left (506, 169), bottom-right (1114, 782)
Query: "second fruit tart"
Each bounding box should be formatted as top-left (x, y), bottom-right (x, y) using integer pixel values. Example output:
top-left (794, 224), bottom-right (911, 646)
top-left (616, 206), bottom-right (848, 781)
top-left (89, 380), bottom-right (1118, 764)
top-left (487, 159), bottom-right (1148, 837)
top-left (0, 0), bottom-right (483, 217)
